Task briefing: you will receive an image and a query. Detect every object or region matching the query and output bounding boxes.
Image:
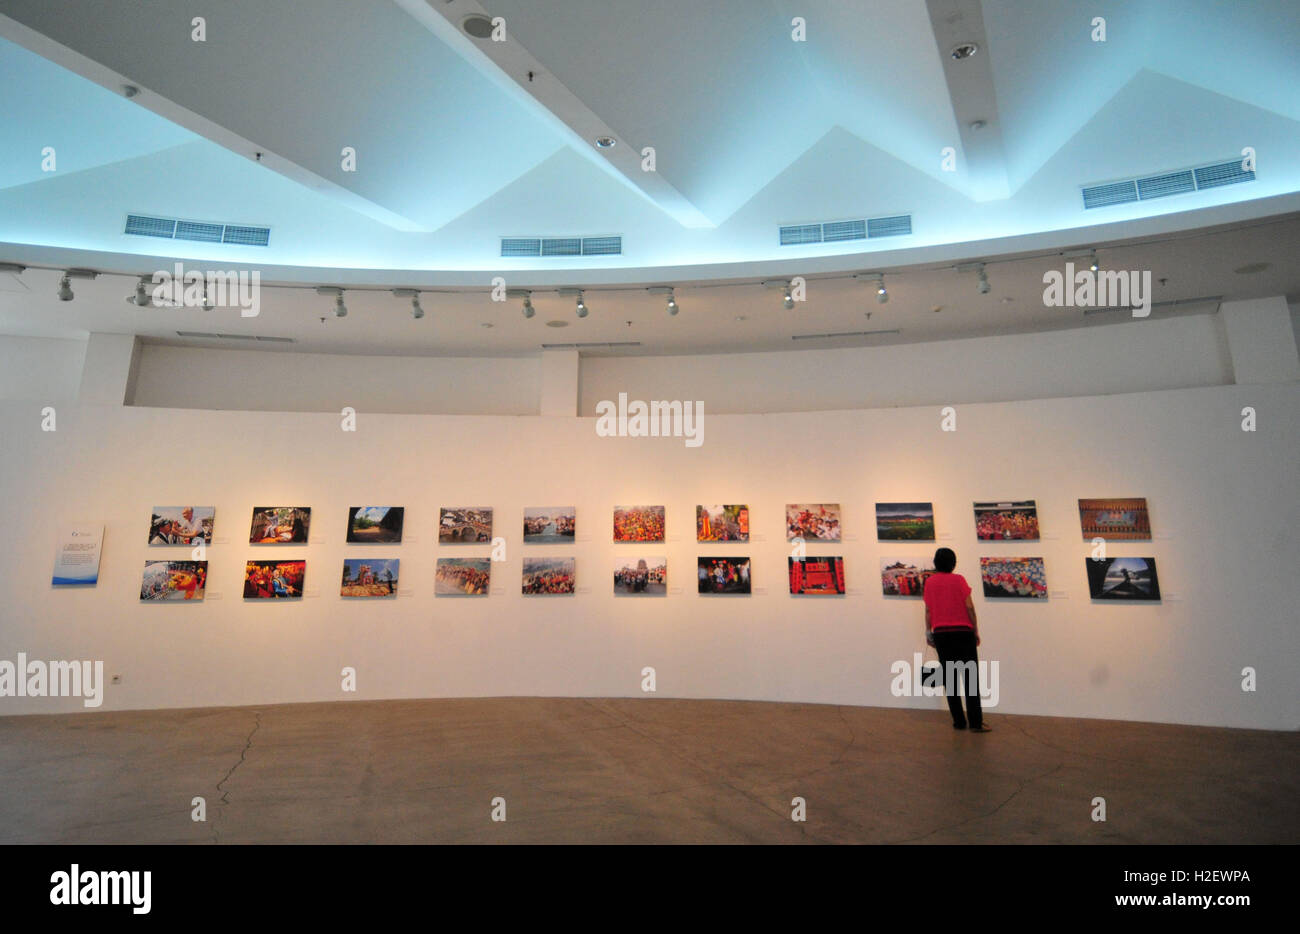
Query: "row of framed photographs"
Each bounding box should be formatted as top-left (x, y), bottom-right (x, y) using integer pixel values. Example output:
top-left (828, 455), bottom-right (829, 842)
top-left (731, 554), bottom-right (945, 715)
top-left (148, 499), bottom-right (1155, 546)
top-left (137, 554), bottom-right (1161, 602)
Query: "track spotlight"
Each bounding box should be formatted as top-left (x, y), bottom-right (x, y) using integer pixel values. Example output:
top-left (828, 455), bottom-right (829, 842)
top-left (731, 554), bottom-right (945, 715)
top-left (1088, 251), bottom-right (1100, 273)
top-left (133, 276), bottom-right (152, 306)
top-left (57, 274), bottom-right (74, 301)
top-left (335, 293), bottom-right (348, 317)
top-left (783, 284), bottom-right (795, 310)
top-left (976, 264), bottom-right (991, 294)
top-left (411, 295), bottom-right (424, 320)
top-left (522, 293), bottom-right (534, 318)
top-left (201, 288), bottom-right (215, 311)
top-left (666, 289), bottom-right (678, 316)
top-left (576, 291), bottom-right (588, 318)
top-left (876, 276), bottom-right (889, 304)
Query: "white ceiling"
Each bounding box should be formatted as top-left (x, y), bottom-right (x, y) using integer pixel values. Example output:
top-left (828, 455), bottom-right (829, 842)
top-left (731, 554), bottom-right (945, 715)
top-left (0, 0), bottom-right (1298, 355)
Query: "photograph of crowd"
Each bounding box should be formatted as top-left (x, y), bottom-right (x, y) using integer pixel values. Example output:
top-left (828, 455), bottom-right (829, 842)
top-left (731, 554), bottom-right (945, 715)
top-left (148, 507), bottom-right (215, 546)
top-left (979, 556), bottom-right (1048, 599)
top-left (696, 504), bottom-right (749, 542)
top-left (1078, 498), bottom-right (1151, 540)
top-left (248, 507), bottom-right (311, 544)
top-left (523, 507), bottom-right (576, 543)
top-left (875, 502), bottom-right (935, 541)
top-left (974, 501), bottom-right (1039, 541)
top-left (785, 504), bottom-right (841, 542)
top-left (613, 505), bottom-right (665, 543)
top-left (697, 557), bottom-right (751, 594)
top-left (345, 506), bottom-right (404, 544)
top-left (1086, 557), bottom-right (1161, 600)
top-left (788, 556), bottom-right (846, 595)
top-left (139, 560), bottom-right (208, 601)
top-left (879, 557), bottom-right (935, 597)
top-left (435, 558), bottom-right (491, 595)
top-left (522, 557), bottom-right (575, 595)
top-left (613, 557), bottom-right (666, 595)
top-left (341, 558), bottom-right (399, 597)
top-left (243, 560), bottom-right (305, 599)
top-left (439, 507), bottom-right (493, 543)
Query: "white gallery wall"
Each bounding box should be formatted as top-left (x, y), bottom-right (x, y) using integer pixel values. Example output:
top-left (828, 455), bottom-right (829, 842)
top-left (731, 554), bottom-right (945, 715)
top-left (0, 336), bottom-right (85, 402)
top-left (0, 380), bottom-right (1296, 729)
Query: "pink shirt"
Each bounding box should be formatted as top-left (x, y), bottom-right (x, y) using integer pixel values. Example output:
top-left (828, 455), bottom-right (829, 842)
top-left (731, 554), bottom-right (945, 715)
top-left (923, 572), bottom-right (973, 629)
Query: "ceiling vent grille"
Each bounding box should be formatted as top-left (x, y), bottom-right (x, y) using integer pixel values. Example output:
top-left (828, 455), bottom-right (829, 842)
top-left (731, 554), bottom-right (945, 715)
top-left (780, 214), bottom-right (911, 246)
top-left (867, 214), bottom-right (912, 238)
top-left (1081, 159), bottom-right (1254, 209)
top-left (501, 236), bottom-right (622, 257)
top-left (126, 214), bottom-right (271, 246)
top-left (541, 341), bottom-right (641, 349)
top-left (176, 331), bottom-right (295, 342)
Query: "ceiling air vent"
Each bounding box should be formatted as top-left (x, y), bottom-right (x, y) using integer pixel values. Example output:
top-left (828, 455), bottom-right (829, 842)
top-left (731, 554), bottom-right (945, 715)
top-left (176, 331), bottom-right (295, 343)
top-left (792, 329), bottom-right (901, 341)
top-left (540, 341), bottom-right (641, 350)
top-left (780, 214), bottom-right (911, 246)
top-left (1081, 158), bottom-right (1255, 209)
top-left (126, 214), bottom-right (271, 246)
top-left (501, 236), bottom-right (622, 257)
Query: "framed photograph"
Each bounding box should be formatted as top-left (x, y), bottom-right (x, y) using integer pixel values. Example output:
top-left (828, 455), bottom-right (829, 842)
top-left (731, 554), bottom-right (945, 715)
top-left (522, 557), bottom-right (575, 595)
top-left (346, 507), bottom-right (404, 544)
top-left (1078, 498), bottom-right (1151, 541)
top-left (613, 505), bottom-right (665, 543)
top-left (697, 556), bottom-right (751, 594)
top-left (243, 560), bottom-right (305, 599)
top-left (696, 505), bottom-right (749, 542)
top-left (435, 558), bottom-right (491, 595)
top-left (249, 507), bottom-right (311, 544)
top-left (879, 557), bottom-right (935, 597)
top-left (149, 507), bottom-right (215, 545)
top-left (875, 502), bottom-right (935, 541)
top-left (340, 558), bottom-right (399, 597)
top-left (438, 507), bottom-right (493, 544)
top-left (614, 556), bottom-right (666, 596)
top-left (523, 507), bottom-right (575, 543)
top-left (979, 557), bottom-right (1048, 599)
top-left (788, 556), bottom-right (845, 595)
top-left (1086, 557), bottom-right (1161, 601)
top-left (785, 504), bottom-right (841, 542)
top-left (139, 560), bottom-right (208, 601)
top-left (973, 501), bottom-right (1039, 541)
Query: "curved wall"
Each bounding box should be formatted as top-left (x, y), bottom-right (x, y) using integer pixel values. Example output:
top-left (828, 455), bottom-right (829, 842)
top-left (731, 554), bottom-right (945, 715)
top-left (1, 381), bottom-right (1295, 729)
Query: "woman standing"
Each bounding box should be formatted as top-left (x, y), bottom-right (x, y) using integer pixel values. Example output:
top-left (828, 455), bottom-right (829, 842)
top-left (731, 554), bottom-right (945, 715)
top-left (922, 548), bottom-right (990, 732)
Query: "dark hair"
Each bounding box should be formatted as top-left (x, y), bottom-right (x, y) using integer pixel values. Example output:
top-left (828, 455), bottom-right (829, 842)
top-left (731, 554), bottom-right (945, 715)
top-left (933, 548), bottom-right (957, 573)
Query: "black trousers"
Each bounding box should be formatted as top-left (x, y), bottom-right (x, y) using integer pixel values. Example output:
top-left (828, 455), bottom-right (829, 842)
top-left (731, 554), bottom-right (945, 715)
top-left (932, 629), bottom-right (983, 728)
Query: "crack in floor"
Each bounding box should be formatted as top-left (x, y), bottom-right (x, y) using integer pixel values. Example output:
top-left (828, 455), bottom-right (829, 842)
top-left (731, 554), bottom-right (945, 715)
top-left (210, 710), bottom-right (262, 844)
top-left (884, 760), bottom-right (1068, 844)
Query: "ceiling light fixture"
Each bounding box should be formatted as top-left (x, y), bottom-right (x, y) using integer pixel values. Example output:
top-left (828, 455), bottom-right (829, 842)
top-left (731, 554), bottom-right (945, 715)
top-left (950, 42), bottom-right (978, 60)
top-left (132, 276), bottom-right (152, 307)
top-left (55, 268), bottom-right (98, 301)
top-left (394, 288), bottom-right (424, 319)
top-left (461, 14), bottom-right (494, 38)
top-left (316, 286), bottom-right (347, 317)
top-left (595, 137), bottom-right (616, 149)
top-left (648, 286), bottom-right (679, 316)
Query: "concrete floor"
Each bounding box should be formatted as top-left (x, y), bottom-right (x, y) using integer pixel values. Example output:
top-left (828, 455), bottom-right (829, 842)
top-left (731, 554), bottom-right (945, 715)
top-left (0, 697), bottom-right (1295, 844)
